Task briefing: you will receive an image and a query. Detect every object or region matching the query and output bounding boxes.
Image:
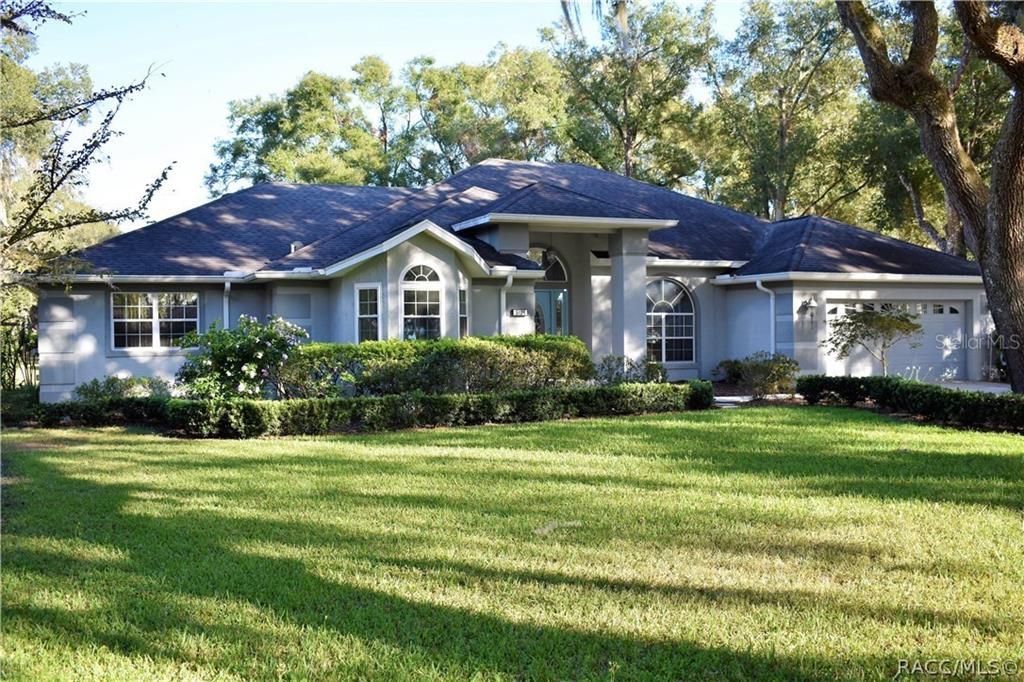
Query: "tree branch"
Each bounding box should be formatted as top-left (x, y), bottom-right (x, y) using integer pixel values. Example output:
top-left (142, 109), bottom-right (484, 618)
top-left (897, 172), bottom-right (947, 252)
top-left (955, 1), bottom-right (1024, 86)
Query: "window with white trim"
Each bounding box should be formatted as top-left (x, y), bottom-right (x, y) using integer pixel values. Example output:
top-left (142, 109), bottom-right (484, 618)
top-left (402, 265), bottom-right (441, 340)
top-left (356, 286), bottom-right (380, 342)
top-left (645, 279), bottom-right (695, 363)
top-left (458, 289), bottom-right (469, 338)
top-left (112, 292), bottom-right (198, 350)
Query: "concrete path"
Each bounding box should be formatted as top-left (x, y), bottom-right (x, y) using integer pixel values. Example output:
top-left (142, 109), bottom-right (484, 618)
top-left (713, 381), bottom-right (1011, 408)
top-left (928, 380), bottom-right (1011, 394)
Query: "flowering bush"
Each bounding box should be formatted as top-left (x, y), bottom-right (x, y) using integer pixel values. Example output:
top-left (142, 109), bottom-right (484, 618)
top-left (175, 316), bottom-right (307, 400)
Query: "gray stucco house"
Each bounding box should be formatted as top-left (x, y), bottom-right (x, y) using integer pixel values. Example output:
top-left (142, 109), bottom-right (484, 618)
top-left (38, 159), bottom-right (990, 402)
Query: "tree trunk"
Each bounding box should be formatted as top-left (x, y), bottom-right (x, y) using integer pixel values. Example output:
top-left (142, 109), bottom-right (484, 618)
top-left (837, 0), bottom-right (1024, 391)
top-left (980, 92), bottom-right (1024, 390)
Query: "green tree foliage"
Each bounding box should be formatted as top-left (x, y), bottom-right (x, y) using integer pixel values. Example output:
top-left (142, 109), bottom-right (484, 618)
top-left (543, 1), bottom-right (710, 186)
top-left (1, 1), bottom-right (170, 386)
top-left (205, 71), bottom-right (382, 193)
top-left (701, 0), bottom-right (866, 220)
top-left (207, 48), bottom-right (568, 193)
top-left (825, 309), bottom-right (923, 377)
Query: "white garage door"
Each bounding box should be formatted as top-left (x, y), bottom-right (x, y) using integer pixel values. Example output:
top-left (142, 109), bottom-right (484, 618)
top-left (825, 300), bottom-right (966, 380)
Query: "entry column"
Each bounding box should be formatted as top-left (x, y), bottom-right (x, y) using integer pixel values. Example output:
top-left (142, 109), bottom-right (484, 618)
top-left (609, 228), bottom-right (649, 362)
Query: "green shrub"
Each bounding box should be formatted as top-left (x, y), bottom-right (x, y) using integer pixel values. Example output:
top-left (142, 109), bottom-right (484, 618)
top-left (176, 315), bottom-right (308, 400)
top-left (31, 397), bottom-right (169, 428)
top-left (1, 386), bottom-right (40, 425)
top-left (279, 335), bottom-right (594, 399)
top-left (74, 376), bottom-right (172, 402)
top-left (713, 359), bottom-right (744, 384)
top-left (167, 381), bottom-right (713, 438)
top-left (594, 355), bottom-right (665, 386)
top-left (716, 352), bottom-right (799, 400)
top-left (795, 375), bottom-right (1024, 432)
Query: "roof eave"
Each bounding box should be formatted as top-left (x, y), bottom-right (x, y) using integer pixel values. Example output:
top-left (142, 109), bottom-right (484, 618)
top-left (712, 271), bottom-right (984, 286)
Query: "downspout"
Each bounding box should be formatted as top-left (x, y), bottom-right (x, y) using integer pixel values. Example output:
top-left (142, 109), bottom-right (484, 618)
top-left (755, 279), bottom-right (775, 354)
top-left (223, 281), bottom-right (232, 329)
top-left (498, 274), bottom-right (514, 334)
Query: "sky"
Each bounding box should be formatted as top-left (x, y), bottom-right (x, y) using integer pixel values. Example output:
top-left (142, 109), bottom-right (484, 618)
top-left (34, 1), bottom-right (745, 229)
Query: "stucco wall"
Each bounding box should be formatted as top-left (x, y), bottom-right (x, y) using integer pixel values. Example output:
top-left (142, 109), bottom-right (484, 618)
top-left (722, 285), bottom-right (773, 362)
top-left (38, 284), bottom-right (227, 402)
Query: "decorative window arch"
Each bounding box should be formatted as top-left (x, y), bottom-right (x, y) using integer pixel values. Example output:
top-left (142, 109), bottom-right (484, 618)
top-left (527, 247), bottom-right (568, 283)
top-left (646, 279), bottom-right (695, 363)
top-left (401, 264), bottom-right (442, 339)
top-left (403, 264), bottom-right (439, 282)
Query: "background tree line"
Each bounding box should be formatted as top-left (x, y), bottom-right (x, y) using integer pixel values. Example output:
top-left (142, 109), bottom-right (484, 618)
top-left (206, 0), bottom-right (1011, 257)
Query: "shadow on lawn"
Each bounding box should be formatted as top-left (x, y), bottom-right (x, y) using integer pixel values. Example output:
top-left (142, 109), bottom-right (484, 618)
top-left (2, 452), bottom-right (944, 681)
top-left (358, 406), bottom-right (1024, 511)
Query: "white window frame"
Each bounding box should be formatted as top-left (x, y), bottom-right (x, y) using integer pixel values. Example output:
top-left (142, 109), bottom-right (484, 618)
top-left (645, 278), bottom-right (696, 364)
top-left (110, 291), bottom-right (200, 351)
top-left (400, 264), bottom-right (444, 340)
top-left (458, 288), bottom-right (469, 338)
top-left (353, 282), bottom-right (382, 343)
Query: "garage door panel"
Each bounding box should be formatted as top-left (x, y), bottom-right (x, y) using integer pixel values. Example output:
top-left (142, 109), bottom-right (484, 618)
top-left (825, 300), bottom-right (965, 380)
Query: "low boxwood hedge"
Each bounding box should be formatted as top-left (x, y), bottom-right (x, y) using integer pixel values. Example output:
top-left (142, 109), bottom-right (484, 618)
top-left (0, 395), bottom-right (170, 428)
top-left (168, 381), bottom-right (715, 439)
top-left (796, 375), bottom-right (1024, 432)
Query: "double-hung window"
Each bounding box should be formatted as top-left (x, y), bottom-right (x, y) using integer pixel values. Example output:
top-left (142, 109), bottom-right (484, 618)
top-left (458, 289), bottom-right (469, 338)
top-left (402, 265), bottom-right (441, 340)
top-left (356, 285), bottom-right (381, 342)
top-left (112, 292), bottom-right (198, 350)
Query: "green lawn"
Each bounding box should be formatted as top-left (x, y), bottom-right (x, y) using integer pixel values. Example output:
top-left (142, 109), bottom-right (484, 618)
top-left (2, 406), bottom-right (1022, 681)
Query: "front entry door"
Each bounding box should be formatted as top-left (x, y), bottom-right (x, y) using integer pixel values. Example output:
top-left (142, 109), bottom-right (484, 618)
top-left (535, 289), bottom-right (569, 336)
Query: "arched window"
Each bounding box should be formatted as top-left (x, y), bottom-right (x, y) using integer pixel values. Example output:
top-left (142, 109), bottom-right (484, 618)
top-left (646, 279), bottom-right (695, 363)
top-left (404, 264), bottom-right (439, 282)
top-left (527, 247), bottom-right (567, 282)
top-left (402, 265), bottom-right (441, 339)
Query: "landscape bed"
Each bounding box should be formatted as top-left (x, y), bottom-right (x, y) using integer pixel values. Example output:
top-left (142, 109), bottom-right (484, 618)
top-left (3, 406), bottom-right (1022, 680)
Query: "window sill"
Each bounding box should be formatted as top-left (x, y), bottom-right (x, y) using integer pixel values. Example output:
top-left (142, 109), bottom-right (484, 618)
top-left (106, 347), bottom-right (195, 359)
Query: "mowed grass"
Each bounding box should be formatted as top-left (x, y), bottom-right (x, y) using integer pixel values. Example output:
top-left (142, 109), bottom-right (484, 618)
top-left (2, 406), bottom-right (1022, 681)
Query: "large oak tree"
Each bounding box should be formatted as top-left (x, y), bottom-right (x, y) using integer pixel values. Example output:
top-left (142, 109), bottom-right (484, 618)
top-left (836, 1), bottom-right (1024, 390)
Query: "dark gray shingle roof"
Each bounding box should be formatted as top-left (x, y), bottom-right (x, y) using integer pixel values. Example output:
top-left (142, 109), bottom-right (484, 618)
top-left (464, 181), bottom-right (657, 221)
top-left (71, 159), bottom-right (979, 279)
top-left (75, 183), bottom-right (415, 276)
top-left (733, 216), bottom-right (980, 277)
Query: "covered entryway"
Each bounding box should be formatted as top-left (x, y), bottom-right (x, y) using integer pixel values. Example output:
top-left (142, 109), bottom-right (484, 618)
top-left (529, 247), bottom-right (571, 336)
top-left (825, 300), bottom-right (967, 380)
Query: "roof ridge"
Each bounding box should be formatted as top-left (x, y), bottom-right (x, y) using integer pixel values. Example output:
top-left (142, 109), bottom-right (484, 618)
top-left (788, 215), bottom-right (818, 272)
top-left (269, 181), bottom-right (458, 264)
top-left (261, 183), bottom-right (498, 270)
top-left (815, 214), bottom-right (976, 264)
top-left (549, 161), bottom-right (771, 224)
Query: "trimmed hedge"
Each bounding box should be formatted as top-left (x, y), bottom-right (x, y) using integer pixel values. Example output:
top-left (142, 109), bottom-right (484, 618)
top-left (2, 396), bottom-right (170, 428)
top-left (796, 375), bottom-right (1024, 432)
top-left (277, 335), bottom-right (594, 398)
top-left (168, 381), bottom-right (714, 438)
